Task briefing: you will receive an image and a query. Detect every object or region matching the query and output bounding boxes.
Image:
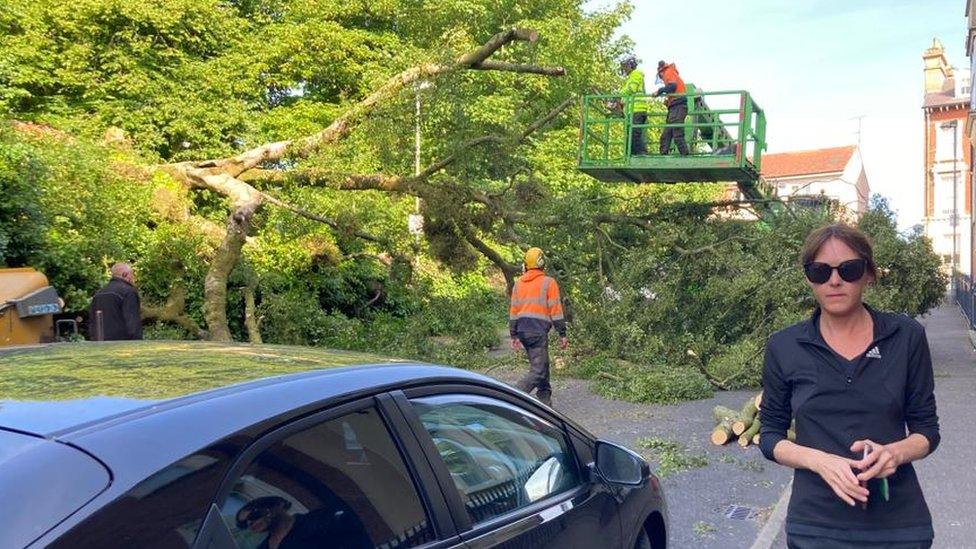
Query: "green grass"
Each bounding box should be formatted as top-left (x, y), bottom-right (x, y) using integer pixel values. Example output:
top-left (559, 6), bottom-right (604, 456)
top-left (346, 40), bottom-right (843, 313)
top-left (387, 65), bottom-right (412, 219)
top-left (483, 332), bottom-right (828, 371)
top-left (692, 521), bottom-right (716, 538)
top-left (0, 341), bottom-right (394, 400)
top-left (637, 436), bottom-right (709, 477)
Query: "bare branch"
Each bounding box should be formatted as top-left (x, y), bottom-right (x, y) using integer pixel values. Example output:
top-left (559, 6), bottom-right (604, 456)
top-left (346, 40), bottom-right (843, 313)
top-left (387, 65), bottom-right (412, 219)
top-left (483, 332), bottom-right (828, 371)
top-left (471, 60), bottom-right (567, 76)
top-left (257, 191), bottom-right (385, 243)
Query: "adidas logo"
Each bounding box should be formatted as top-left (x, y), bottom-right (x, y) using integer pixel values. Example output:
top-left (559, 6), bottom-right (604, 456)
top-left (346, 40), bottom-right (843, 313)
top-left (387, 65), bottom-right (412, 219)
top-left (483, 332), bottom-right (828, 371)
top-left (866, 346), bottom-right (882, 359)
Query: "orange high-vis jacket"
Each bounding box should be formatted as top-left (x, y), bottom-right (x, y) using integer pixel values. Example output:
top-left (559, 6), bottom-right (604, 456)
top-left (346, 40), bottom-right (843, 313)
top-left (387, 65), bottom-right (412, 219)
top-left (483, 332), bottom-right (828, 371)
top-left (509, 269), bottom-right (566, 337)
top-left (658, 63), bottom-right (686, 106)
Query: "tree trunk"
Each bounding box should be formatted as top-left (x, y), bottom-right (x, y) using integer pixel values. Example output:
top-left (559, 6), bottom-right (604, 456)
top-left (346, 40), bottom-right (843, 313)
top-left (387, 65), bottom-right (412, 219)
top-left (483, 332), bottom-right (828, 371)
top-left (204, 197), bottom-right (260, 342)
top-left (733, 398), bottom-right (759, 436)
top-left (713, 405), bottom-right (739, 424)
top-left (711, 418), bottom-right (734, 445)
top-left (243, 283), bottom-right (262, 344)
top-left (739, 419), bottom-right (761, 447)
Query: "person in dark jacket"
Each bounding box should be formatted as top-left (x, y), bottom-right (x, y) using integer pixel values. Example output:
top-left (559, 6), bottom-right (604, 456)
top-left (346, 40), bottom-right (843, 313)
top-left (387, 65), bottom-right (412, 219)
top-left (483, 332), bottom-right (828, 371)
top-left (90, 262), bottom-right (143, 341)
top-left (509, 247), bottom-right (568, 406)
top-left (759, 224), bottom-right (940, 549)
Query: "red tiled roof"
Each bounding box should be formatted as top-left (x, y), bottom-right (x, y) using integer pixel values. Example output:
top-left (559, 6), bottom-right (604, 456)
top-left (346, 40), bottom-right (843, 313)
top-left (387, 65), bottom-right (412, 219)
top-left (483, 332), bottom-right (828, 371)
top-left (924, 92), bottom-right (969, 108)
top-left (761, 146), bottom-right (856, 179)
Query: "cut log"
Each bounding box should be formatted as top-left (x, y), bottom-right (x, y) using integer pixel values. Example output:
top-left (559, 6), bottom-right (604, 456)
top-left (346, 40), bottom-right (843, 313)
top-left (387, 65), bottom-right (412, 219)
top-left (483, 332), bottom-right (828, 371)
top-left (752, 433), bottom-right (760, 445)
top-left (754, 390), bottom-right (763, 410)
top-left (711, 418), bottom-right (735, 445)
top-left (739, 419), bottom-right (761, 447)
top-left (732, 398), bottom-right (759, 436)
top-left (713, 405), bottom-right (739, 424)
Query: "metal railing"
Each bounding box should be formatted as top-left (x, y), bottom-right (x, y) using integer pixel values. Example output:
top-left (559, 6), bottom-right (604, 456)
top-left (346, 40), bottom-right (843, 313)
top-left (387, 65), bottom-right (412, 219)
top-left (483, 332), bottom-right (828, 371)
top-left (579, 88), bottom-right (767, 172)
top-left (953, 272), bottom-right (975, 329)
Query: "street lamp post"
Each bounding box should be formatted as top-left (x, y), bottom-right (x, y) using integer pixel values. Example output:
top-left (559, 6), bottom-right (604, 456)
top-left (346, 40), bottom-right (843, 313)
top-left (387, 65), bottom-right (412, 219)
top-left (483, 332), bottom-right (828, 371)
top-left (409, 81), bottom-right (433, 245)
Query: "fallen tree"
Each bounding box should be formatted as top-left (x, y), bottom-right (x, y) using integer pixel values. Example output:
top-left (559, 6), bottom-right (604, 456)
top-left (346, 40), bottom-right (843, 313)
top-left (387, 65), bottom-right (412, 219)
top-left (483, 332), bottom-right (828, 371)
top-left (157, 28), bottom-right (569, 340)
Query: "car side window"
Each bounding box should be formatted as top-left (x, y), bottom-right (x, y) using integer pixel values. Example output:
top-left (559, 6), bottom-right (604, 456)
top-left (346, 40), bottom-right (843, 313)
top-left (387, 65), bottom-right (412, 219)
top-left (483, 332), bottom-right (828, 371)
top-left (50, 441), bottom-right (241, 549)
top-left (217, 406), bottom-right (434, 549)
top-left (410, 395), bottom-right (581, 524)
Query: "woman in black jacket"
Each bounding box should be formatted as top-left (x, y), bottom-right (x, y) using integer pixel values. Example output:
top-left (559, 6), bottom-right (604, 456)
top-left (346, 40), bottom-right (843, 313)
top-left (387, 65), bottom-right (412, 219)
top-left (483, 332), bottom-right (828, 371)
top-left (759, 224), bottom-right (940, 549)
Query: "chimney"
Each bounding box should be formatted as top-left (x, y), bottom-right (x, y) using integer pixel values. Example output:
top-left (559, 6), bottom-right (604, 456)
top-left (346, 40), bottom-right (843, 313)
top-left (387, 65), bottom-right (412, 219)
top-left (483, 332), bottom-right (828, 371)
top-left (923, 38), bottom-right (955, 94)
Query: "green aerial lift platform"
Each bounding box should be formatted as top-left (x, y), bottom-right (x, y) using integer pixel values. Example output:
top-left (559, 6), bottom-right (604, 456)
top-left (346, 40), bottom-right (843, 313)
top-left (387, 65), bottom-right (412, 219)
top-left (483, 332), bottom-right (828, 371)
top-left (578, 87), bottom-right (771, 201)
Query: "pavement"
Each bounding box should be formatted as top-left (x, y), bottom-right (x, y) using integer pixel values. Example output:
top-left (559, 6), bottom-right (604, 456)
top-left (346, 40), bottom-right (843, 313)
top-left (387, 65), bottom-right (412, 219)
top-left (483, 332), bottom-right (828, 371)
top-left (766, 301), bottom-right (976, 548)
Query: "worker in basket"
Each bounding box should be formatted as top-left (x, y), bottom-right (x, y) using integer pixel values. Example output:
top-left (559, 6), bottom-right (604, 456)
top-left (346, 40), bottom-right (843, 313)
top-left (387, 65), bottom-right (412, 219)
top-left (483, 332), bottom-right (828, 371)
top-left (615, 55), bottom-right (648, 156)
top-left (652, 60), bottom-right (690, 156)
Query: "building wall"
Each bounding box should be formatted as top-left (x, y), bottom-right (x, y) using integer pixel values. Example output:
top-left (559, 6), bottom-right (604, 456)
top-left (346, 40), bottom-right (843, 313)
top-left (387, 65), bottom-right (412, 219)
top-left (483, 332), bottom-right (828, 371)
top-left (923, 106), bottom-right (972, 275)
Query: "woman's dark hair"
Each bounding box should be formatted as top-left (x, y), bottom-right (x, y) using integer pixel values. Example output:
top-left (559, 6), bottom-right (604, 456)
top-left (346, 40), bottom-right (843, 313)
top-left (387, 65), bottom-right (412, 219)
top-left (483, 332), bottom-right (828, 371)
top-left (800, 224), bottom-right (878, 280)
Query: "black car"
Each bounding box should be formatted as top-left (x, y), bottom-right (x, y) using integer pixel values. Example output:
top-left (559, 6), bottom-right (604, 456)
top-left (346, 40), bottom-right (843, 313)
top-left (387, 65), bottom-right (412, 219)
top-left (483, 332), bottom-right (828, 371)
top-left (0, 342), bottom-right (668, 549)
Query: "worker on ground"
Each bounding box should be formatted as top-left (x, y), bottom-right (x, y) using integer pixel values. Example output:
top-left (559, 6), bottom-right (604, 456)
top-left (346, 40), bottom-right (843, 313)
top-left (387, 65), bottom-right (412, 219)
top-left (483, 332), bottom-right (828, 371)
top-left (90, 262), bottom-right (143, 341)
top-left (653, 60), bottom-right (690, 156)
top-left (617, 55), bottom-right (648, 155)
top-left (509, 247), bottom-right (568, 407)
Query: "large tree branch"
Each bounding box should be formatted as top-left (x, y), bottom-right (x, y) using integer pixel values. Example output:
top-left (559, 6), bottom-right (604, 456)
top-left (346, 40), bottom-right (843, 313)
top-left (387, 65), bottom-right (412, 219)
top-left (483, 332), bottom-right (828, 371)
top-left (242, 96), bottom-right (575, 209)
top-left (456, 223), bottom-right (520, 291)
top-left (164, 28), bottom-right (563, 180)
top-left (141, 283), bottom-right (204, 338)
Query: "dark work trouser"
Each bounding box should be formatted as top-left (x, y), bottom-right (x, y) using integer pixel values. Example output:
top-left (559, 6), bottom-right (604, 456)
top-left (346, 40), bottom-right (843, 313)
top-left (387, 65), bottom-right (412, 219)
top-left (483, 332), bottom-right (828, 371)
top-left (515, 333), bottom-right (551, 405)
top-left (659, 102), bottom-right (689, 156)
top-left (787, 535), bottom-right (932, 549)
top-left (630, 112), bottom-right (648, 155)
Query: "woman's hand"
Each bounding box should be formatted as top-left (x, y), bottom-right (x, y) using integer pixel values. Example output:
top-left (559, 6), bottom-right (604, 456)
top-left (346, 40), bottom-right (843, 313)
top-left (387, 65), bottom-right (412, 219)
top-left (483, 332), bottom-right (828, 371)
top-left (811, 451), bottom-right (869, 506)
top-left (851, 439), bottom-right (900, 482)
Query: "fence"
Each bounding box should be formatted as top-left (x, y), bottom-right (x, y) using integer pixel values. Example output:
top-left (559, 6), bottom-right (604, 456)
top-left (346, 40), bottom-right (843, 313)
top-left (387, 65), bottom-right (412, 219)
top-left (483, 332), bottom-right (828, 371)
top-left (953, 272), bottom-right (975, 329)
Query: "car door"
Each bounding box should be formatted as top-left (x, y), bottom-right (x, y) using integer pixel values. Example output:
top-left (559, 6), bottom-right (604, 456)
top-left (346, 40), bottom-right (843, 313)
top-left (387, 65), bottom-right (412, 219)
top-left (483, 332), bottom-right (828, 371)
top-left (199, 395), bottom-right (464, 549)
top-left (392, 386), bottom-right (623, 549)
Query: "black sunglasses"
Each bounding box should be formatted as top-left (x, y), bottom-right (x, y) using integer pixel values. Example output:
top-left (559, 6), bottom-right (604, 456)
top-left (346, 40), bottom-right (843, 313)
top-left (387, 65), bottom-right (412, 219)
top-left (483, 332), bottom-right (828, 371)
top-left (803, 259), bottom-right (868, 284)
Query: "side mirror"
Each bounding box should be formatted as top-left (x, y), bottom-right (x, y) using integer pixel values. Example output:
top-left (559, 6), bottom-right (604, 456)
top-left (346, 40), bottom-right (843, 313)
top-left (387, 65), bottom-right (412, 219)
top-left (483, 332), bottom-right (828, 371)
top-left (593, 440), bottom-right (650, 486)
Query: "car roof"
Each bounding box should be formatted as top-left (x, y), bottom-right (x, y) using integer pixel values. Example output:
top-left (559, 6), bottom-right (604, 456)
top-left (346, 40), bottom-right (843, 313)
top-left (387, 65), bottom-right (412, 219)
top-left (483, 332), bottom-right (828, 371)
top-left (0, 341), bottom-right (413, 436)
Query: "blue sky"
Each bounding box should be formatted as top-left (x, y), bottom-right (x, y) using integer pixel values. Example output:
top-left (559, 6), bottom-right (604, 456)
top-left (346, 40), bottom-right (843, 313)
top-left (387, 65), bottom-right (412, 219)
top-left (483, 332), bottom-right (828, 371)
top-left (604, 0), bottom-right (967, 228)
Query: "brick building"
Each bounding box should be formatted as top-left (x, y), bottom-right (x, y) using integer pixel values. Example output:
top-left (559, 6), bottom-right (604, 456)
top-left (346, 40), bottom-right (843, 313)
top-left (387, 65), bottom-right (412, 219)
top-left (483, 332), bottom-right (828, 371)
top-left (922, 38), bottom-right (972, 276)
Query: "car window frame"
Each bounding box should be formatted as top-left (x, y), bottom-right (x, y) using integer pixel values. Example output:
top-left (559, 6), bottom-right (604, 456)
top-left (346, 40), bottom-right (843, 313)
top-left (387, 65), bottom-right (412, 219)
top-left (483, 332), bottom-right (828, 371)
top-left (393, 384), bottom-right (591, 539)
top-left (197, 393), bottom-right (461, 549)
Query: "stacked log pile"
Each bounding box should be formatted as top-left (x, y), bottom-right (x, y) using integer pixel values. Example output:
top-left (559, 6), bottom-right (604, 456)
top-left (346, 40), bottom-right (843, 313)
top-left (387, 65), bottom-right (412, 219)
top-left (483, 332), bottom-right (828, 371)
top-left (711, 391), bottom-right (796, 448)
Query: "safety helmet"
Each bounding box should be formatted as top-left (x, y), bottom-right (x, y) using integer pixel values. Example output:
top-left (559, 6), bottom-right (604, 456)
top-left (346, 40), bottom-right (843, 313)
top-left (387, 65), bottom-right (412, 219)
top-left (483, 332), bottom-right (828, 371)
top-left (619, 55), bottom-right (638, 71)
top-left (524, 247), bottom-right (545, 270)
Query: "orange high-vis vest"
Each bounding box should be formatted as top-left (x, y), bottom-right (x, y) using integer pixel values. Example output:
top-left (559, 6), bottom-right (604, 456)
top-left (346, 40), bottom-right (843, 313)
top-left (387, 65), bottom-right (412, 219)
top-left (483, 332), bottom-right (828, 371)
top-left (509, 269), bottom-right (564, 324)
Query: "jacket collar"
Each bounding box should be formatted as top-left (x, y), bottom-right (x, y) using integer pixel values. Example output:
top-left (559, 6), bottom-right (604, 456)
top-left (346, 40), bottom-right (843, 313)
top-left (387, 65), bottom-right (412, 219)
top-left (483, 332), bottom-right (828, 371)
top-left (110, 276), bottom-right (135, 288)
top-left (796, 303), bottom-right (899, 347)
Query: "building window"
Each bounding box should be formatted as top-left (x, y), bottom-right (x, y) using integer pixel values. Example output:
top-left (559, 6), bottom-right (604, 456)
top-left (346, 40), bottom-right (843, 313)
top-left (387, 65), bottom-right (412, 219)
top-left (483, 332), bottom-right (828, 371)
top-left (936, 122), bottom-right (961, 161)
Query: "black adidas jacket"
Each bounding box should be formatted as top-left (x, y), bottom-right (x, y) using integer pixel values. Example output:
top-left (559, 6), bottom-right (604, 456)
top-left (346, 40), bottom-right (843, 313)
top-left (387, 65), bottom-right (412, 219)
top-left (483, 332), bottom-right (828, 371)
top-left (759, 305), bottom-right (939, 542)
